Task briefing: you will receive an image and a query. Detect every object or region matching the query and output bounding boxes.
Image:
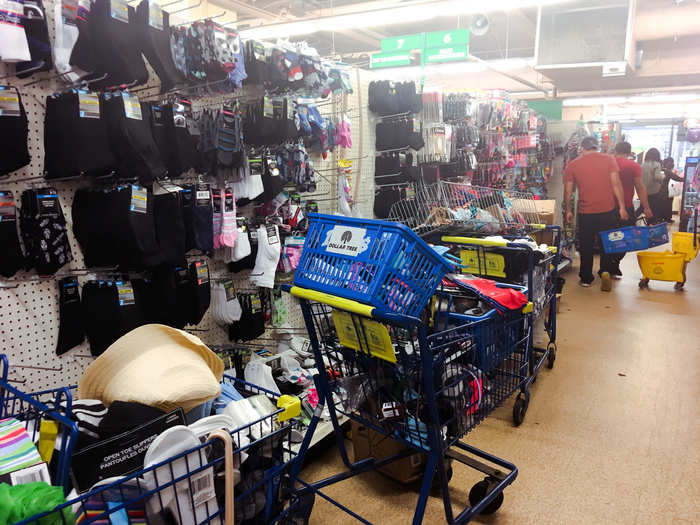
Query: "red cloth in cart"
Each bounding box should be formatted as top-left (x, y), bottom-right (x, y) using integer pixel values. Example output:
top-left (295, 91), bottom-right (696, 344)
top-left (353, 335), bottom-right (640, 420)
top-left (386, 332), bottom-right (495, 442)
top-left (448, 275), bottom-right (528, 311)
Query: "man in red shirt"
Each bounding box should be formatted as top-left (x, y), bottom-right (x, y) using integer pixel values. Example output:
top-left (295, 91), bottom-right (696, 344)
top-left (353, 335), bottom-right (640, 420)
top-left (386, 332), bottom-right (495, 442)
top-left (564, 136), bottom-right (628, 291)
top-left (611, 141), bottom-right (653, 277)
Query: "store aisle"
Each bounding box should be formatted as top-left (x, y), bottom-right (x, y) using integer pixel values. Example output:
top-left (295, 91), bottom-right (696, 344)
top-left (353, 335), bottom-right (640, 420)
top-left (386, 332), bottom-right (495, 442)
top-left (302, 253), bottom-right (700, 524)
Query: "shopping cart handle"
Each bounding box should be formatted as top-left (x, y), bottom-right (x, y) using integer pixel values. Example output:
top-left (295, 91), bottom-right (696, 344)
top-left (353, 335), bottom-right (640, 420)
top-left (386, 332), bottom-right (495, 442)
top-left (441, 236), bottom-right (509, 248)
top-left (287, 286), bottom-right (376, 317)
top-left (277, 395), bottom-right (301, 422)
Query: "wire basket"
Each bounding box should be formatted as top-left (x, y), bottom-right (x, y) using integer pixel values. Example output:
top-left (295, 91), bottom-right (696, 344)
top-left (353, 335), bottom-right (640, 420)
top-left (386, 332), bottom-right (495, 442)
top-left (11, 374), bottom-right (301, 525)
top-left (304, 299), bottom-right (529, 453)
top-left (389, 181), bottom-right (543, 236)
top-left (0, 355), bottom-right (78, 490)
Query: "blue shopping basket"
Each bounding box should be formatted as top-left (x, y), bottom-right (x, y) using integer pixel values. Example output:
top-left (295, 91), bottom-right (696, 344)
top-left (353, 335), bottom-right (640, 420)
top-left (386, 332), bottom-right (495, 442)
top-left (599, 222), bottom-right (669, 254)
top-left (294, 213), bottom-right (453, 317)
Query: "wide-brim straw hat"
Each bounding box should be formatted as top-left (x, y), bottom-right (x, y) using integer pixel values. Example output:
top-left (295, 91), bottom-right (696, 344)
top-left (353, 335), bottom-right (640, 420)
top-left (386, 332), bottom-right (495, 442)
top-left (78, 324), bottom-right (224, 413)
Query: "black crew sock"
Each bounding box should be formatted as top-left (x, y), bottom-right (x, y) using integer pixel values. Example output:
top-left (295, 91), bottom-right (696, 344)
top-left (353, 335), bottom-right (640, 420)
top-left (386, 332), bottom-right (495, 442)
top-left (82, 280), bottom-right (120, 356)
top-left (56, 277), bottom-right (85, 355)
top-left (0, 87), bottom-right (30, 176)
top-left (189, 260), bottom-right (210, 325)
top-left (0, 191), bottom-right (24, 278)
top-left (153, 191), bottom-right (186, 267)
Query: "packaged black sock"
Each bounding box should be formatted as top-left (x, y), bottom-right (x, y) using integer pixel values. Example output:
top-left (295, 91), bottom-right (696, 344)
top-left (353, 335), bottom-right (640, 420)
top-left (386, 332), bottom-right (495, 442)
top-left (189, 260), bottom-right (210, 325)
top-left (56, 277), bottom-right (85, 355)
top-left (0, 87), bottom-right (30, 176)
top-left (82, 280), bottom-right (121, 356)
top-left (0, 191), bottom-right (24, 278)
top-left (153, 191), bottom-right (186, 267)
top-left (174, 265), bottom-right (194, 328)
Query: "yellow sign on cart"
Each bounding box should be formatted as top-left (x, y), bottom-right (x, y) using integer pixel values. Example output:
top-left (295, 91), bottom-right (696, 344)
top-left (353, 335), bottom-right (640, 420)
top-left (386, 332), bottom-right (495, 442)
top-left (331, 310), bottom-right (397, 364)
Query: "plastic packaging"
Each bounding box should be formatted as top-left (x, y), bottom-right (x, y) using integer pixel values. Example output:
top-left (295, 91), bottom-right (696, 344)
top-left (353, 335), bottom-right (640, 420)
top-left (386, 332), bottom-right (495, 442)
top-left (0, 481), bottom-right (75, 525)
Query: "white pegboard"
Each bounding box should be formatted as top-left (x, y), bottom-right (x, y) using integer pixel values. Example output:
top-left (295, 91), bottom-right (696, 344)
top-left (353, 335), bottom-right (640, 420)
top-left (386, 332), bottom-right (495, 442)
top-left (0, 4), bottom-right (374, 392)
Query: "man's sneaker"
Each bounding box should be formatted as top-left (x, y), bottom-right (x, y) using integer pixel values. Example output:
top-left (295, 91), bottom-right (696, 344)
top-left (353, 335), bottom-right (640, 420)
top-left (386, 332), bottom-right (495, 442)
top-left (601, 272), bottom-right (612, 292)
top-left (579, 280), bottom-right (592, 288)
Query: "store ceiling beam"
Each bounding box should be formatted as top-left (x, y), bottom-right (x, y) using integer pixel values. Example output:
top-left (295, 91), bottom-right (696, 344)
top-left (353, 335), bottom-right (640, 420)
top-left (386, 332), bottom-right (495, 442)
top-left (468, 55), bottom-right (550, 96)
top-left (634, 2), bottom-right (700, 41)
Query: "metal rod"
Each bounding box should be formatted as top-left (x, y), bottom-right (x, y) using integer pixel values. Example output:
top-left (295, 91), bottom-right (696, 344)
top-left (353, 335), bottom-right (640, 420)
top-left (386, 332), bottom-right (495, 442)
top-left (11, 363), bottom-right (63, 372)
top-left (182, 10), bottom-right (226, 23)
top-left (1, 60), bottom-right (45, 80)
top-left (170, 0), bottom-right (202, 14)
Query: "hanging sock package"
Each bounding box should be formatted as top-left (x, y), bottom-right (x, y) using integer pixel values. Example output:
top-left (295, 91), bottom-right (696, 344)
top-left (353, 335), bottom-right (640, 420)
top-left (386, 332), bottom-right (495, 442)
top-left (19, 188), bottom-right (73, 275)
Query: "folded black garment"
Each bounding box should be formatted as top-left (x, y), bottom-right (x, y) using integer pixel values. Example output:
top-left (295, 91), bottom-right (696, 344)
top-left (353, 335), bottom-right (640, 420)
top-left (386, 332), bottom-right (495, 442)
top-left (44, 92), bottom-right (116, 179)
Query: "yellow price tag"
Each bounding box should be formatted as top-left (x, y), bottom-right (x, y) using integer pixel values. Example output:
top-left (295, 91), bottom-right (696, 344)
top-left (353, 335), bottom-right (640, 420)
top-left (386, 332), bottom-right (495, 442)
top-left (331, 310), bottom-right (396, 364)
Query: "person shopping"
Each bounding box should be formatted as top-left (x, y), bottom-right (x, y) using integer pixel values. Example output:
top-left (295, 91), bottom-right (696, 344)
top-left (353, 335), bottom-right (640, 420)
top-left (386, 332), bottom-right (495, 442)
top-left (658, 157), bottom-right (684, 223)
top-left (611, 142), bottom-right (653, 277)
top-left (564, 136), bottom-right (628, 291)
top-left (641, 148), bottom-right (666, 220)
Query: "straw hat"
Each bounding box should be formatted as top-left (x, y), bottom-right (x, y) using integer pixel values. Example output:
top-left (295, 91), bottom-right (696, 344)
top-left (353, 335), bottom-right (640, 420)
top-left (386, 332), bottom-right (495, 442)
top-left (78, 324), bottom-right (224, 413)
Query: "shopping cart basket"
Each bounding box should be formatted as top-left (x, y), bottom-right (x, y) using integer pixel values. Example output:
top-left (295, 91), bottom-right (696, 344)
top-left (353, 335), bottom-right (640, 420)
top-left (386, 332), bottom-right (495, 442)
top-left (3, 357), bottom-right (303, 525)
top-left (389, 181), bottom-right (547, 236)
top-left (284, 285), bottom-right (521, 525)
top-left (294, 213), bottom-right (453, 317)
top-left (0, 355), bottom-right (78, 491)
top-left (437, 233), bottom-right (561, 411)
top-left (599, 221), bottom-right (669, 254)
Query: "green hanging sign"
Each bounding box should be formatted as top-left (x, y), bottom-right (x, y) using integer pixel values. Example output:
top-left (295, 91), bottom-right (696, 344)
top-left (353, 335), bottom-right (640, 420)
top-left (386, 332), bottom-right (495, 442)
top-left (380, 33), bottom-right (425, 53)
top-left (425, 29), bottom-right (470, 49)
top-left (371, 28), bottom-right (470, 69)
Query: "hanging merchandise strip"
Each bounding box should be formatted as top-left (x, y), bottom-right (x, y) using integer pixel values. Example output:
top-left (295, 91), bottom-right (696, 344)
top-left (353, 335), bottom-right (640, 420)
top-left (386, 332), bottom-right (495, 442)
top-left (0, 0), bottom-right (374, 391)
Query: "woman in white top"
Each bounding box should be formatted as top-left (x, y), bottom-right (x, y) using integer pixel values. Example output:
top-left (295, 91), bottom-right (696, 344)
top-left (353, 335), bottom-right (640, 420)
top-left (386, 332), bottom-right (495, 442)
top-left (641, 148), bottom-right (665, 220)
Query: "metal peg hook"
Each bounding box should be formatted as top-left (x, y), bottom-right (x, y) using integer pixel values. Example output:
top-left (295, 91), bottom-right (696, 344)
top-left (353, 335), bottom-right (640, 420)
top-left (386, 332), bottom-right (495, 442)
top-left (0, 60), bottom-right (45, 80)
top-left (11, 363), bottom-right (63, 372)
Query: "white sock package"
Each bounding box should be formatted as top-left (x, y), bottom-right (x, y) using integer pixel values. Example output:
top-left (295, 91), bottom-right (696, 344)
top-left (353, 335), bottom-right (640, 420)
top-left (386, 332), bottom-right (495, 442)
top-left (250, 225), bottom-right (281, 289)
top-left (1, 1), bottom-right (31, 62)
top-left (210, 281), bottom-right (242, 325)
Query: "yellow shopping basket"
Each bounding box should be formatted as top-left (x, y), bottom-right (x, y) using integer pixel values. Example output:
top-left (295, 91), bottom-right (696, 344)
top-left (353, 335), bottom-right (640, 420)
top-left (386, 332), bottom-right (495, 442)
top-left (671, 232), bottom-right (700, 262)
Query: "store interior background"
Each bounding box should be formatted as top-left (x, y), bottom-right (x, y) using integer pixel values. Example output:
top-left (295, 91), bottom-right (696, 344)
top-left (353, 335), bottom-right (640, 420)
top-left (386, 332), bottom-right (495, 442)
top-left (2, 0), bottom-right (699, 523)
top-left (226, 0), bottom-right (700, 224)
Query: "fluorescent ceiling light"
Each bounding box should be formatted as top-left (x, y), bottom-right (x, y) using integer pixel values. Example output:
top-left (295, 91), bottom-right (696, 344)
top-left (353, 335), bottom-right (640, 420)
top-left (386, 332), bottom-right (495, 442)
top-left (564, 93), bottom-right (700, 107)
top-left (240, 0), bottom-right (575, 40)
top-left (376, 58), bottom-right (533, 79)
top-left (563, 96), bottom-right (627, 106)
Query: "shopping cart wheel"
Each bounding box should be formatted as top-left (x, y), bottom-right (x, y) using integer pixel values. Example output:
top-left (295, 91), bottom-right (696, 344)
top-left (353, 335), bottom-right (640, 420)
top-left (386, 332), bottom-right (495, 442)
top-left (512, 394), bottom-right (529, 426)
top-left (547, 342), bottom-right (557, 369)
top-left (468, 478), bottom-right (504, 515)
top-left (638, 278), bottom-right (650, 289)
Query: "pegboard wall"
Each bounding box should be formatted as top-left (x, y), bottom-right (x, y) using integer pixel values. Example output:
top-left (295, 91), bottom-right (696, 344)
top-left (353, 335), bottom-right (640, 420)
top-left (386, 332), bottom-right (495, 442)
top-left (0, 1), bottom-right (377, 392)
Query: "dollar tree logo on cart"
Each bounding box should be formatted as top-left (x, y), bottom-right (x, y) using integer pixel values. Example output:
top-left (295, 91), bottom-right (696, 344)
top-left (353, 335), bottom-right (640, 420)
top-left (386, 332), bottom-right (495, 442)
top-left (324, 226), bottom-right (370, 257)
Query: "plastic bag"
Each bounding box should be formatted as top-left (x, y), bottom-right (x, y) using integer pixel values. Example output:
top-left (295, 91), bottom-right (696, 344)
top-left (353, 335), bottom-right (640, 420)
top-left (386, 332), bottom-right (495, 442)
top-left (669, 180), bottom-right (683, 198)
top-left (0, 482), bottom-right (75, 525)
top-left (244, 355), bottom-right (280, 394)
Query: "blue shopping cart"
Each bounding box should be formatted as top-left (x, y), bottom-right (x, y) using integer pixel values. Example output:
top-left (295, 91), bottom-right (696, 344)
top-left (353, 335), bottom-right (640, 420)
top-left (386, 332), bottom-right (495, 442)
top-left (280, 213), bottom-right (524, 524)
